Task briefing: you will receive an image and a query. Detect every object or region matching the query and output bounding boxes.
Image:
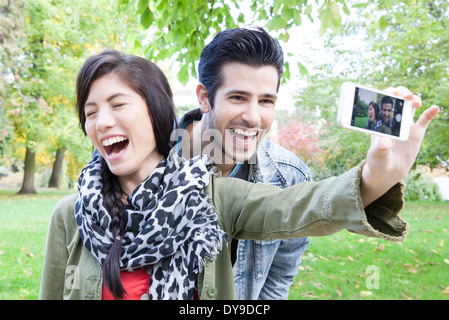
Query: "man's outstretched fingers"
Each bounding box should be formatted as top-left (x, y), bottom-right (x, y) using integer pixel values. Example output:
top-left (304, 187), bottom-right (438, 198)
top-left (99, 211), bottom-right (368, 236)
top-left (416, 105), bottom-right (440, 130)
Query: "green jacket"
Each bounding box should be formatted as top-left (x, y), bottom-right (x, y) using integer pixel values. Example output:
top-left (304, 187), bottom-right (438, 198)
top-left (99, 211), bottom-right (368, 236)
top-left (39, 163), bottom-right (407, 300)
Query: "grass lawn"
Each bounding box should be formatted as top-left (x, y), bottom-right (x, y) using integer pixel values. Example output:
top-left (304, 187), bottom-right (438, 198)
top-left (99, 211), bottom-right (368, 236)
top-left (0, 189), bottom-right (448, 300)
top-left (354, 116), bottom-right (369, 129)
top-left (0, 189), bottom-right (75, 300)
top-left (289, 201), bottom-right (449, 300)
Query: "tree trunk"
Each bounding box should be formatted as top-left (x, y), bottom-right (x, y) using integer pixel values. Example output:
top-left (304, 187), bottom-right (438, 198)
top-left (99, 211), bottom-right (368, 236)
top-left (18, 147), bottom-right (37, 194)
top-left (48, 147), bottom-right (65, 188)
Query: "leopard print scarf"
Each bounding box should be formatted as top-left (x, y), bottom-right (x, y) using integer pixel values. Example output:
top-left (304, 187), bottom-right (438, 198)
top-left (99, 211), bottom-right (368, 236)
top-left (74, 149), bottom-right (228, 299)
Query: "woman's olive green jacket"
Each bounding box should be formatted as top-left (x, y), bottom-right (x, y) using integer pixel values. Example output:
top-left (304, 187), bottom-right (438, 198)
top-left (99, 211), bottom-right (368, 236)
top-left (39, 163), bottom-right (407, 300)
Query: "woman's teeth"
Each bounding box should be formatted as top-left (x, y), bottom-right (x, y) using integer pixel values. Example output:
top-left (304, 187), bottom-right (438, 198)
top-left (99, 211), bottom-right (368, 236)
top-left (102, 136), bottom-right (128, 147)
top-left (102, 136), bottom-right (129, 158)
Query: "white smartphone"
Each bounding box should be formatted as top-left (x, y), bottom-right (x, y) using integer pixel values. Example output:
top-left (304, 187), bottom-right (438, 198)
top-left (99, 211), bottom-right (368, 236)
top-left (337, 82), bottom-right (413, 141)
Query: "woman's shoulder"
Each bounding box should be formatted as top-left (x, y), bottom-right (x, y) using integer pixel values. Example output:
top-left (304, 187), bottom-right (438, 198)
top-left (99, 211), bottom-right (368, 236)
top-left (50, 193), bottom-right (78, 226)
top-left (54, 193), bottom-right (77, 211)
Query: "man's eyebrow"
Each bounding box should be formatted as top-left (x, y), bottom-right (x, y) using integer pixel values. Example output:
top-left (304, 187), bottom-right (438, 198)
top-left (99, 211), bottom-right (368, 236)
top-left (226, 89), bottom-right (250, 96)
top-left (226, 90), bottom-right (277, 100)
top-left (85, 93), bottom-right (132, 107)
top-left (261, 93), bottom-right (278, 100)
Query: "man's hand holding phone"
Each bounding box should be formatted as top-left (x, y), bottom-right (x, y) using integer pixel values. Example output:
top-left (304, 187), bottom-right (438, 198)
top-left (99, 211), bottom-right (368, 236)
top-left (337, 83), bottom-right (440, 207)
top-left (362, 87), bottom-right (439, 207)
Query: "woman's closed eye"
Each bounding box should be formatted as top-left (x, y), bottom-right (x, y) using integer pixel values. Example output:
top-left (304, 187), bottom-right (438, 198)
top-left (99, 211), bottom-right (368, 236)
top-left (85, 108), bottom-right (97, 118)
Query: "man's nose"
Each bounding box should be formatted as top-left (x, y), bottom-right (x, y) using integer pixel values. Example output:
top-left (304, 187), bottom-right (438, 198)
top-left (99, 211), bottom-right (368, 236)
top-left (241, 100), bottom-right (261, 126)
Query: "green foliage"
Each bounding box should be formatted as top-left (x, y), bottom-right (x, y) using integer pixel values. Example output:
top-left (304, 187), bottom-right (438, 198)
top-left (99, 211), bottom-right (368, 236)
top-left (369, 1), bottom-right (449, 169)
top-left (288, 76), bottom-right (370, 180)
top-left (403, 170), bottom-right (442, 201)
top-left (1, 0), bottom-right (142, 187)
top-left (118, 0), bottom-right (239, 84)
top-left (2, 0), bottom-right (448, 189)
top-left (116, 0), bottom-right (356, 85)
top-left (311, 128), bottom-right (369, 181)
top-left (328, 0), bottom-right (449, 169)
top-left (289, 0), bottom-right (449, 177)
top-left (0, 0), bottom-right (26, 158)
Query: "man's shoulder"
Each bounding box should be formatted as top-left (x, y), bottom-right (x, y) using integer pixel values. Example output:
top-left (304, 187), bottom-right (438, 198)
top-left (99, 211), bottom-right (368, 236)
top-left (258, 139), bottom-right (307, 167)
top-left (255, 139), bottom-right (313, 185)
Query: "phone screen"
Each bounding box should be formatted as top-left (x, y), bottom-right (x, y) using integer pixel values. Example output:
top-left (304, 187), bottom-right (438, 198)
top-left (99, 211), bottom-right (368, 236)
top-left (351, 87), bottom-right (405, 137)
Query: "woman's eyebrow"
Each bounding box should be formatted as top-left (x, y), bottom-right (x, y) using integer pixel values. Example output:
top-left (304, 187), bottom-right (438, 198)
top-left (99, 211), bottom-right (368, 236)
top-left (107, 93), bottom-right (132, 102)
top-left (85, 93), bottom-right (132, 107)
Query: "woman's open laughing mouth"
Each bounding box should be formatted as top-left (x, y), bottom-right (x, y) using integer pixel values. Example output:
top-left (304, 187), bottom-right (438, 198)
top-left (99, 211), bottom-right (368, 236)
top-left (102, 135), bottom-right (129, 160)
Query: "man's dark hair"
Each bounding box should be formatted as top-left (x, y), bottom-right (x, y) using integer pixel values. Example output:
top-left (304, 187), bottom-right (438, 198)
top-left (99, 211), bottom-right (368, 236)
top-left (381, 96), bottom-right (394, 109)
top-left (198, 26), bottom-right (284, 108)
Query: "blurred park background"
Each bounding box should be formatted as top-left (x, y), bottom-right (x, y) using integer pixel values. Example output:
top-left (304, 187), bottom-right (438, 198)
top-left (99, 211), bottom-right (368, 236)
top-left (0, 0), bottom-right (448, 300)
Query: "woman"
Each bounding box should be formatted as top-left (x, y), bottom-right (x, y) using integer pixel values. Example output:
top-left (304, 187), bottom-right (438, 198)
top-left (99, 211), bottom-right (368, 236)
top-left (365, 101), bottom-right (382, 132)
top-left (46, 50), bottom-right (225, 300)
top-left (40, 50), bottom-right (437, 300)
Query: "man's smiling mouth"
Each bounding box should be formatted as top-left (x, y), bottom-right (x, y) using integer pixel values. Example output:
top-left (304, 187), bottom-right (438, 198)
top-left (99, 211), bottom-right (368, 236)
top-left (232, 128), bottom-right (258, 143)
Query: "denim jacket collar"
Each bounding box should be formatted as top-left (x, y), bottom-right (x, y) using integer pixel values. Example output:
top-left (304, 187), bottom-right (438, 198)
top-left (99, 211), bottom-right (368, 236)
top-left (251, 139), bottom-right (312, 187)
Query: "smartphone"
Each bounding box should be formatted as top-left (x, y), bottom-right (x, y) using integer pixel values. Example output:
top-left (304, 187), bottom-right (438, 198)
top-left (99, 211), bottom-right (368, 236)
top-left (337, 82), bottom-right (413, 141)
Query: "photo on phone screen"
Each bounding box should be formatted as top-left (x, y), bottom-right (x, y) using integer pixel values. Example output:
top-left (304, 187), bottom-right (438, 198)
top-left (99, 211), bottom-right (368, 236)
top-left (350, 87), bottom-right (405, 138)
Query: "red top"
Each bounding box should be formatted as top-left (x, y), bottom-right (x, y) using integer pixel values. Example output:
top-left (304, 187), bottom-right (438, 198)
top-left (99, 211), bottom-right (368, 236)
top-left (102, 268), bottom-right (199, 300)
top-left (102, 269), bottom-right (150, 300)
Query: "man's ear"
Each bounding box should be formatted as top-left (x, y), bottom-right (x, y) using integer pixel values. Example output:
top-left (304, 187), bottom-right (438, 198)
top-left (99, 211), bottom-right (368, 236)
top-left (196, 83), bottom-right (210, 114)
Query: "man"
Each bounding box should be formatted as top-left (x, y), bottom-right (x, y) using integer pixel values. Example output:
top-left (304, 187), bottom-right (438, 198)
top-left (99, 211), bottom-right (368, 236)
top-left (175, 26), bottom-right (311, 300)
top-left (380, 96), bottom-right (395, 135)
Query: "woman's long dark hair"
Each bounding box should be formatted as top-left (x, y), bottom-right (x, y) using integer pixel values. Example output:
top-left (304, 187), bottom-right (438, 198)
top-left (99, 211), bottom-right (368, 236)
top-left (368, 101), bottom-right (380, 121)
top-left (75, 50), bottom-right (177, 299)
